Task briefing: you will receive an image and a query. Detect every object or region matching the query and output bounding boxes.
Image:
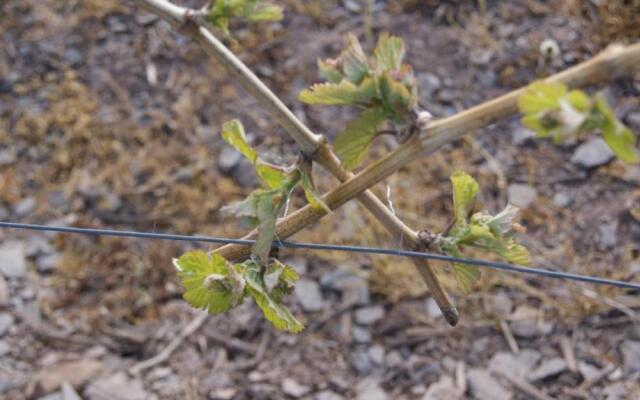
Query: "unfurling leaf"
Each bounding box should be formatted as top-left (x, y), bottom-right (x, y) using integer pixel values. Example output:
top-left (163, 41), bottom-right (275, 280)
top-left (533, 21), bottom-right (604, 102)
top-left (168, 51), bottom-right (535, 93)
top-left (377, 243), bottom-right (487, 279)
top-left (374, 33), bottom-right (405, 71)
top-left (299, 168), bottom-right (331, 213)
top-left (340, 34), bottom-right (370, 84)
top-left (443, 245), bottom-right (480, 294)
top-left (333, 107), bottom-right (388, 170)
top-left (174, 251), bottom-right (245, 314)
top-left (594, 97), bottom-right (639, 163)
top-left (298, 80), bottom-right (376, 106)
top-left (221, 119), bottom-right (257, 164)
top-left (253, 191), bottom-right (283, 262)
top-left (255, 162), bottom-right (289, 189)
top-left (518, 81), bottom-right (567, 114)
top-left (244, 261), bottom-right (304, 333)
top-left (450, 171), bottom-right (479, 226)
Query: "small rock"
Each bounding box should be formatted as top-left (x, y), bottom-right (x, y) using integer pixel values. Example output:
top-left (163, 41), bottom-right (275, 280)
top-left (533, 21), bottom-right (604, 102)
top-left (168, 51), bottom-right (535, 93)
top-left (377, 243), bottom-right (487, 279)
top-left (368, 345), bottom-right (385, 366)
top-left (571, 138), bottom-right (615, 169)
top-left (418, 73), bottom-right (441, 98)
top-left (352, 350), bottom-right (375, 374)
top-left (625, 111), bottom-right (640, 130)
top-left (552, 192), bottom-right (572, 208)
top-left (601, 382), bottom-right (627, 400)
top-left (231, 159), bottom-right (260, 188)
top-left (315, 390), bottom-right (344, 400)
top-left (595, 222), bottom-right (618, 251)
top-left (508, 184), bottom-right (537, 208)
top-left (352, 326), bottom-right (372, 344)
top-left (61, 382), bottom-right (81, 400)
top-left (356, 377), bottom-right (387, 400)
top-left (13, 197), bottom-right (36, 217)
top-left (509, 305), bottom-right (553, 338)
top-left (47, 191), bottom-right (69, 210)
top-left (470, 49), bottom-right (493, 65)
top-left (0, 313), bottom-right (14, 336)
top-left (84, 372), bottom-right (148, 400)
top-left (425, 297), bottom-right (442, 319)
top-left (486, 292), bottom-right (513, 317)
top-left (285, 256), bottom-right (308, 275)
top-left (209, 387), bottom-right (237, 400)
top-left (0, 241), bottom-right (27, 278)
top-left (527, 358), bottom-right (567, 382)
top-left (620, 340), bottom-right (640, 374)
top-left (467, 369), bottom-right (513, 400)
top-left (342, 0), bottom-right (362, 12)
top-left (32, 359), bottom-right (103, 395)
top-left (385, 351), bottom-right (403, 368)
top-left (0, 275), bottom-right (8, 306)
top-left (0, 340), bottom-right (9, 357)
top-left (281, 378), bottom-right (310, 398)
top-left (511, 127), bottom-right (536, 145)
top-left (217, 147), bottom-right (242, 174)
top-left (320, 270), bottom-right (370, 306)
top-left (437, 89), bottom-right (457, 104)
top-left (36, 393), bottom-right (62, 400)
top-left (578, 361), bottom-right (601, 381)
top-left (422, 375), bottom-right (463, 400)
top-left (354, 305), bottom-right (385, 325)
top-left (489, 350), bottom-right (541, 380)
top-left (294, 279), bottom-right (325, 312)
top-left (37, 253), bottom-right (61, 273)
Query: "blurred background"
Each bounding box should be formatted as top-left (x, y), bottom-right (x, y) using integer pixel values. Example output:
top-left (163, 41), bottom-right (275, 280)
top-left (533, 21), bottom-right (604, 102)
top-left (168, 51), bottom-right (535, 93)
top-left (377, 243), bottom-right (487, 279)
top-left (0, 0), bottom-right (639, 398)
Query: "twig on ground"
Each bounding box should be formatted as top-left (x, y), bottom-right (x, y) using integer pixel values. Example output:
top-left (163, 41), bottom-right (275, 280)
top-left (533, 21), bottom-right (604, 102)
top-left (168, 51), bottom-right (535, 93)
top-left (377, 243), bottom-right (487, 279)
top-left (129, 311), bottom-right (209, 374)
top-left (494, 370), bottom-right (555, 400)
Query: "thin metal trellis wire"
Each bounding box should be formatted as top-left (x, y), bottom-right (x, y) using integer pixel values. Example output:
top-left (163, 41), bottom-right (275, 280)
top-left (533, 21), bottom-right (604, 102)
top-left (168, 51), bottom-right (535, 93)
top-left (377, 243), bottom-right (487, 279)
top-left (1, 221), bottom-right (639, 291)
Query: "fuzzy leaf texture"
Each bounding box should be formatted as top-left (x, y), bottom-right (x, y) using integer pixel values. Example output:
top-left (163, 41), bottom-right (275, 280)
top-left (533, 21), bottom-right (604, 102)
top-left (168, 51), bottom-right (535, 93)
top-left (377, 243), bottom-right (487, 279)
top-left (333, 107), bottom-right (389, 170)
top-left (174, 251), bottom-right (245, 314)
top-left (450, 171), bottom-right (479, 226)
top-left (244, 261), bottom-right (304, 333)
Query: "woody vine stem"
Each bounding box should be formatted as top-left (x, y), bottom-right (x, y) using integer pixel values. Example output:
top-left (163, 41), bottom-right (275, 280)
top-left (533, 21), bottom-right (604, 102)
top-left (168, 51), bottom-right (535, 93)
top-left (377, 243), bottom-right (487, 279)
top-left (129, 0), bottom-right (640, 329)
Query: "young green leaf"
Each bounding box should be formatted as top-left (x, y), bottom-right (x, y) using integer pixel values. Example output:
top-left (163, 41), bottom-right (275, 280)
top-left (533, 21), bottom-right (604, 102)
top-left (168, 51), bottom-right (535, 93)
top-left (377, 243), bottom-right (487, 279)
top-left (256, 162), bottom-right (289, 189)
top-left (374, 33), bottom-right (405, 71)
top-left (253, 191), bottom-right (284, 262)
top-left (221, 119), bottom-right (258, 164)
top-left (450, 171), bottom-right (479, 226)
top-left (317, 59), bottom-right (344, 84)
top-left (174, 251), bottom-right (243, 314)
top-left (595, 97), bottom-right (639, 163)
top-left (299, 168), bottom-right (331, 213)
top-left (333, 107), bottom-right (388, 170)
top-left (441, 244), bottom-right (480, 294)
top-left (244, 261), bottom-right (304, 333)
top-left (518, 81), bottom-right (567, 114)
top-left (298, 79), bottom-right (376, 106)
top-left (340, 34), bottom-right (370, 84)
top-left (246, 3), bottom-right (283, 21)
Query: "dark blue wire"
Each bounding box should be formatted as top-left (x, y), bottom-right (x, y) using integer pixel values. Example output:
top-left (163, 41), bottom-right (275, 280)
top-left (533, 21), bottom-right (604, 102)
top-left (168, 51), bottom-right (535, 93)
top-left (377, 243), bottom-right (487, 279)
top-left (0, 221), bottom-right (638, 290)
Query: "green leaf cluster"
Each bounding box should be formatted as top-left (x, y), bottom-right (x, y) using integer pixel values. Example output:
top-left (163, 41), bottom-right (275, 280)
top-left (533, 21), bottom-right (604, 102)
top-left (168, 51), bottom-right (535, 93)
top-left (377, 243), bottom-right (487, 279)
top-left (207, 0), bottom-right (283, 36)
top-left (220, 120), bottom-right (329, 262)
top-left (518, 82), bottom-right (639, 163)
top-left (439, 172), bottom-right (531, 293)
top-left (298, 33), bottom-right (418, 170)
top-left (175, 251), bottom-right (303, 333)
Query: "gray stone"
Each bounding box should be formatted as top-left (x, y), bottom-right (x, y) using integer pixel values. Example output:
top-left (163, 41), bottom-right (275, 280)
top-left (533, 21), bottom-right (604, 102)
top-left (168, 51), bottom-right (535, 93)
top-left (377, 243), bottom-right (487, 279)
top-left (48, 191), bottom-right (69, 210)
top-left (601, 382), bottom-right (627, 400)
top-left (527, 358), bottom-right (567, 382)
top-left (467, 369), bottom-right (513, 400)
top-left (352, 350), bottom-right (375, 374)
top-left (84, 372), bottom-right (148, 400)
top-left (625, 111), bottom-right (640, 130)
top-left (368, 345), bottom-right (385, 366)
top-left (354, 305), bottom-right (384, 325)
top-left (552, 192), bottom-right (572, 208)
top-left (356, 377), bottom-right (387, 400)
top-left (578, 361), bottom-right (601, 381)
top-left (61, 382), bottom-right (82, 400)
top-left (0, 275), bottom-right (8, 306)
top-left (315, 390), bottom-right (345, 400)
top-left (0, 340), bottom-right (9, 357)
top-left (489, 350), bottom-right (541, 380)
top-left (0, 313), bottom-right (14, 336)
top-left (422, 376), bottom-right (463, 400)
top-left (209, 388), bottom-right (237, 400)
top-left (0, 241), bottom-right (27, 278)
top-left (425, 297), bottom-right (443, 319)
top-left (217, 147), bottom-right (242, 174)
top-left (33, 359), bottom-right (104, 395)
top-left (437, 89), bottom-right (457, 104)
top-left (596, 222), bottom-right (618, 251)
top-left (470, 49), bottom-right (493, 65)
top-left (486, 292), bottom-right (513, 317)
top-left (13, 197), bottom-right (36, 217)
top-left (37, 253), bottom-right (61, 273)
top-left (320, 270), bottom-right (370, 306)
top-left (342, 0), bottom-right (362, 12)
top-left (621, 340), bottom-right (640, 374)
top-left (36, 393), bottom-right (62, 400)
top-left (281, 378), bottom-right (310, 398)
top-left (352, 326), bottom-right (372, 344)
top-left (511, 127), bottom-right (536, 145)
top-left (510, 305), bottom-right (553, 338)
top-left (571, 138), bottom-right (615, 169)
top-left (418, 73), bottom-right (441, 98)
top-left (508, 184), bottom-right (537, 208)
top-left (294, 279), bottom-right (325, 312)
top-left (231, 159), bottom-right (260, 188)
